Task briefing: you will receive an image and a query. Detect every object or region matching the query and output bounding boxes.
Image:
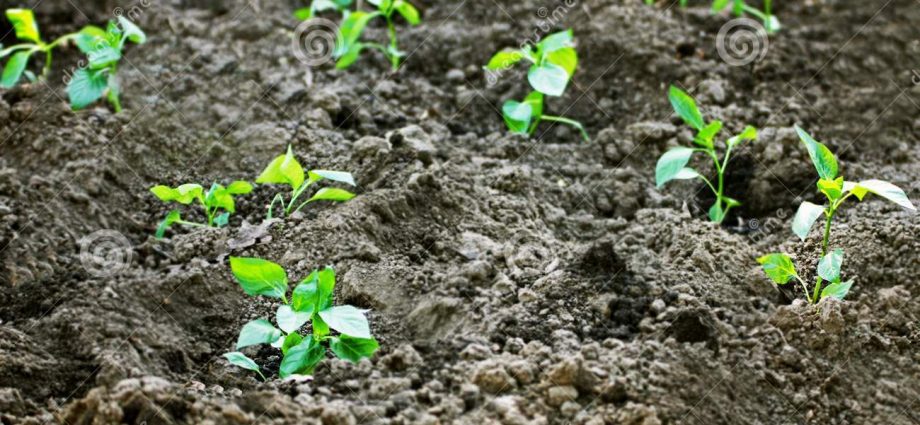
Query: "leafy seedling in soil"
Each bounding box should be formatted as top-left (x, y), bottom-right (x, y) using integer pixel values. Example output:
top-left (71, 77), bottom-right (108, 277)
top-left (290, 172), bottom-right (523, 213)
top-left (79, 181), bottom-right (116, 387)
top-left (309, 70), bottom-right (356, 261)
top-left (150, 181), bottom-right (253, 238)
top-left (256, 145), bottom-right (357, 219)
top-left (644, 0), bottom-right (779, 34)
top-left (758, 126), bottom-right (916, 303)
top-left (485, 29), bottom-right (589, 142)
top-left (330, 0), bottom-right (421, 71)
top-left (0, 9), bottom-right (83, 87)
top-left (655, 85), bottom-right (757, 223)
top-left (223, 258), bottom-right (379, 379)
top-left (295, 0), bottom-right (353, 20)
top-left (66, 16), bottom-right (145, 112)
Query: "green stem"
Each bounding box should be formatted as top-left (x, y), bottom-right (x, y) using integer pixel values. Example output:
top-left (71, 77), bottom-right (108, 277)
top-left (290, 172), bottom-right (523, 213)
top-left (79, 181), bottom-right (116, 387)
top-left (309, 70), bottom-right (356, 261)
top-left (541, 115), bottom-right (590, 142)
top-left (285, 182), bottom-right (314, 215)
top-left (811, 207), bottom-right (836, 303)
top-left (795, 275), bottom-right (813, 304)
top-left (176, 220), bottom-right (207, 228)
top-left (267, 193), bottom-right (286, 219)
top-left (386, 16), bottom-right (400, 71)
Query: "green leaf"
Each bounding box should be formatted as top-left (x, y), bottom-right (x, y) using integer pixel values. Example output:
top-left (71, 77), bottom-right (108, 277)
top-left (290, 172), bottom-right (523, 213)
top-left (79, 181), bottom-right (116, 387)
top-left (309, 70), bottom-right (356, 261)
top-left (712, 0), bottom-right (731, 12)
top-left (1, 51), bottom-right (30, 88)
top-left (329, 335), bottom-right (379, 363)
top-left (236, 319), bottom-right (282, 350)
top-left (150, 184), bottom-right (204, 205)
top-left (256, 146), bottom-right (305, 190)
top-left (317, 267), bottom-right (336, 310)
top-left (223, 352), bottom-right (262, 375)
top-left (695, 121), bottom-right (722, 149)
top-left (292, 276), bottom-right (320, 314)
top-left (544, 47), bottom-right (578, 78)
top-left (309, 170), bottom-right (356, 186)
top-left (277, 305), bottom-right (312, 334)
top-left (502, 92), bottom-right (543, 135)
top-left (87, 46), bottom-right (121, 69)
top-left (795, 125), bottom-right (838, 180)
top-left (537, 29), bottom-right (574, 53)
top-left (673, 167), bottom-right (701, 181)
top-left (312, 314), bottom-right (330, 337)
top-left (655, 147), bottom-right (696, 188)
top-left (726, 126), bottom-right (757, 148)
top-left (6, 9), bottom-right (41, 43)
top-left (227, 180), bottom-right (253, 194)
top-left (393, 0), bottom-right (420, 25)
top-left (116, 16), bottom-right (146, 45)
top-left (214, 212), bottom-right (230, 227)
top-left (792, 201), bottom-right (825, 241)
top-left (486, 49), bottom-right (525, 71)
top-left (68, 68), bottom-right (109, 110)
top-left (280, 332), bottom-right (304, 355)
top-left (847, 180), bottom-right (916, 210)
top-left (757, 253), bottom-right (798, 285)
top-left (817, 248), bottom-right (843, 283)
top-left (820, 280), bottom-right (853, 301)
top-left (668, 85), bottom-right (704, 131)
top-left (229, 257), bottom-right (288, 300)
top-left (318, 305), bottom-right (372, 339)
top-left (817, 178), bottom-right (844, 202)
top-left (336, 11), bottom-right (378, 55)
top-left (308, 187), bottom-right (356, 203)
top-left (708, 202), bottom-right (725, 223)
top-left (75, 26), bottom-right (108, 54)
top-left (280, 338), bottom-right (326, 378)
top-left (205, 183), bottom-right (236, 213)
top-left (335, 42), bottom-right (363, 69)
top-left (723, 197), bottom-right (741, 208)
top-left (294, 7), bottom-right (313, 20)
top-left (155, 210), bottom-right (182, 239)
top-left (527, 62), bottom-right (569, 97)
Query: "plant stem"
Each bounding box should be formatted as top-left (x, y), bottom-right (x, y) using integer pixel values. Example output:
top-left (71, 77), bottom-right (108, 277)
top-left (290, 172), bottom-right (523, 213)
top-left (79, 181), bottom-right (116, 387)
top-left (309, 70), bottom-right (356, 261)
top-left (794, 275), bottom-right (812, 304)
top-left (541, 115), bottom-right (590, 142)
top-left (811, 207), bottom-right (836, 303)
top-left (386, 16), bottom-right (400, 71)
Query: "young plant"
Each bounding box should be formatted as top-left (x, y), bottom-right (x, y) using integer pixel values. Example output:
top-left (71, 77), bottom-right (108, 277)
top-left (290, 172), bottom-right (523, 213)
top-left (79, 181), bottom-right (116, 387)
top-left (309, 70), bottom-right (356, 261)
top-left (485, 29), bottom-right (589, 142)
top-left (150, 181), bottom-right (253, 238)
top-left (256, 146), bottom-right (357, 219)
top-left (66, 16), bottom-right (146, 112)
top-left (0, 9), bottom-right (81, 87)
top-left (758, 126), bottom-right (916, 303)
top-left (223, 258), bottom-right (378, 379)
top-left (655, 85), bottom-right (757, 223)
top-left (332, 0), bottom-right (421, 71)
top-left (643, 0), bottom-right (779, 34)
top-left (295, 0), bottom-right (352, 20)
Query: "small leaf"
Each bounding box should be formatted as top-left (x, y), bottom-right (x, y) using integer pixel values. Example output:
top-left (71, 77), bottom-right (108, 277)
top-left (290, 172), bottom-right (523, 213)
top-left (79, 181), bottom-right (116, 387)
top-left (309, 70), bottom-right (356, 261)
top-left (336, 11), bottom-right (378, 55)
top-left (309, 170), bottom-right (356, 186)
top-left (68, 68), bottom-right (109, 110)
top-left (393, 0), bottom-right (421, 25)
top-left (502, 91), bottom-right (543, 135)
top-left (75, 25), bottom-right (108, 54)
top-left (673, 167), bottom-right (700, 180)
top-left (223, 352), bottom-right (262, 375)
top-left (1, 51), bottom-right (30, 88)
top-left (817, 249), bottom-right (843, 283)
top-left (668, 85), bottom-right (704, 131)
top-left (6, 9), bottom-right (41, 43)
top-left (726, 126), bottom-right (757, 148)
top-left (155, 210), bottom-right (182, 239)
top-left (757, 253), bottom-right (798, 285)
top-left (87, 45), bottom-right (121, 69)
top-left (229, 257), bottom-right (288, 300)
top-left (317, 267), bottom-right (336, 310)
top-left (226, 181), bottom-right (253, 195)
top-left (308, 188), bottom-right (356, 203)
top-left (281, 332), bottom-right (304, 355)
top-left (655, 147), bottom-right (696, 188)
top-left (292, 274), bottom-right (320, 314)
top-left (236, 319), bottom-right (282, 350)
top-left (527, 62), bottom-right (569, 97)
top-left (847, 180), bottom-right (916, 210)
top-left (256, 146), bottom-right (306, 191)
top-left (294, 7), bottom-right (313, 20)
top-left (820, 280), bottom-right (853, 301)
top-left (817, 178), bottom-right (843, 202)
top-left (694, 121), bottom-right (722, 149)
top-left (318, 305), bottom-right (372, 339)
top-left (277, 305), bottom-right (312, 334)
top-left (544, 47), bottom-right (578, 78)
top-left (795, 125), bottom-right (838, 180)
top-left (712, 0), bottom-right (731, 11)
top-left (708, 202), bottom-right (725, 223)
top-left (537, 29), bottom-right (574, 53)
top-left (792, 201), bottom-right (826, 241)
top-left (486, 49), bottom-right (525, 71)
top-left (329, 335), bottom-right (379, 363)
top-left (335, 42), bottom-right (364, 69)
top-left (280, 338), bottom-right (326, 378)
top-left (116, 16), bottom-right (146, 44)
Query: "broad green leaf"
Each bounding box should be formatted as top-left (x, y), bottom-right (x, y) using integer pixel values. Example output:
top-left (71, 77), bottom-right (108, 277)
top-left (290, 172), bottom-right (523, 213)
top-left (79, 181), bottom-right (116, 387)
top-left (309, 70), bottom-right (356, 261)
top-left (712, 0), bottom-right (731, 11)
top-left (1, 51), bottom-right (30, 88)
top-left (544, 47), bottom-right (578, 78)
top-left (206, 183), bottom-right (236, 213)
top-left (757, 253), bottom-right (798, 285)
top-left (277, 305), bottom-right (312, 334)
top-left (309, 170), bottom-right (356, 186)
top-left (538, 29), bottom-right (574, 53)
top-left (229, 257), bottom-right (288, 299)
top-left (336, 11), bottom-right (378, 55)
top-left (155, 210), bottom-right (182, 239)
top-left (708, 201), bottom-right (725, 223)
top-left (486, 49), bottom-right (525, 71)
top-left (312, 314), bottom-right (330, 337)
top-left (88, 46), bottom-right (121, 69)
top-left (317, 267), bottom-right (336, 310)
top-left (502, 91), bottom-right (543, 135)
top-left (226, 180), bottom-right (253, 194)
top-left (281, 332), bottom-right (303, 355)
top-left (726, 126), bottom-right (757, 148)
top-left (820, 280), bottom-right (853, 301)
top-left (75, 26), bottom-right (108, 54)
top-left (655, 147), bottom-right (696, 188)
top-left (527, 62), bottom-right (569, 97)
top-left (6, 9), bottom-right (41, 43)
top-left (795, 125), bottom-right (838, 180)
top-left (68, 68), bottom-right (109, 110)
top-left (792, 201), bottom-right (825, 241)
top-left (393, 0), bottom-right (421, 25)
top-left (116, 16), bottom-right (146, 45)
top-left (695, 121), bottom-right (722, 149)
top-left (292, 274), bottom-right (320, 314)
top-left (847, 180), bottom-right (916, 210)
top-left (673, 167), bottom-right (700, 180)
top-left (308, 187), bottom-right (356, 202)
top-left (668, 85), bottom-right (704, 131)
top-left (280, 338), bottom-right (325, 378)
top-left (817, 178), bottom-right (843, 202)
top-left (318, 305), bottom-right (372, 339)
top-left (223, 352), bottom-right (261, 374)
top-left (256, 146), bottom-right (305, 190)
top-left (817, 248), bottom-right (843, 283)
top-left (236, 319), bottom-right (282, 349)
top-left (336, 42), bottom-right (363, 69)
top-left (329, 335), bottom-right (379, 363)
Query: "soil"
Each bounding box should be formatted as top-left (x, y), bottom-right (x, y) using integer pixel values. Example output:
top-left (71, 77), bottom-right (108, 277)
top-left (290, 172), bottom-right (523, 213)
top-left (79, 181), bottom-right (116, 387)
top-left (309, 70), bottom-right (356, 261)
top-left (1, 0), bottom-right (919, 424)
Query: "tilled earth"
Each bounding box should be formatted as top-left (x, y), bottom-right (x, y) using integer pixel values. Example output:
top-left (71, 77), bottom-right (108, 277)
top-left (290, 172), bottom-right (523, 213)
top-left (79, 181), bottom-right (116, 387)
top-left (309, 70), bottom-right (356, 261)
top-left (1, 0), bottom-right (919, 424)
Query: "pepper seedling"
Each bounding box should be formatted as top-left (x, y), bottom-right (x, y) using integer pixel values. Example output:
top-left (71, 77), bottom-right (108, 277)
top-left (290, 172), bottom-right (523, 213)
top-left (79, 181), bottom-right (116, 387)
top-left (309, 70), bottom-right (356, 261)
top-left (758, 126), bottom-right (916, 303)
top-left (0, 9), bottom-right (82, 87)
top-left (256, 145), bottom-right (357, 219)
top-left (332, 0), bottom-right (421, 71)
top-left (655, 85), bottom-right (757, 223)
top-left (223, 258), bottom-right (378, 379)
top-left (295, 0), bottom-right (352, 20)
top-left (150, 181), bottom-right (253, 238)
top-left (643, 0), bottom-right (779, 34)
top-left (67, 16), bottom-right (145, 112)
top-left (485, 29), bottom-right (589, 142)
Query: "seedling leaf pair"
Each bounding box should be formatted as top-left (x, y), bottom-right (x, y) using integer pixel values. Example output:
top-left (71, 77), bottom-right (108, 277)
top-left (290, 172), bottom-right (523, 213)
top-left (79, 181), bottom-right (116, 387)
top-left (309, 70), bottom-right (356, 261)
top-left (0, 9), bottom-right (86, 88)
top-left (66, 16), bottom-right (146, 112)
top-left (317, 0), bottom-right (421, 71)
top-left (225, 258), bottom-right (378, 380)
top-left (646, 0), bottom-right (779, 33)
top-left (257, 146), bottom-right (357, 219)
top-left (150, 181), bottom-right (253, 238)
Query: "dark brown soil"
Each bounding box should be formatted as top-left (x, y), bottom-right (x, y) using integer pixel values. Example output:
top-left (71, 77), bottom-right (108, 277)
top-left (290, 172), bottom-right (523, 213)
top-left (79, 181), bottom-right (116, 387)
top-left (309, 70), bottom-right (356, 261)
top-left (1, 0), bottom-right (919, 424)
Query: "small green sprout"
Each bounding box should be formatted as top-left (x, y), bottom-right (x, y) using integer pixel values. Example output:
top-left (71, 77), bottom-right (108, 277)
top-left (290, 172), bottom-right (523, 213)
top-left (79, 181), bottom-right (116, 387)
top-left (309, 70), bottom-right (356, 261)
top-left (256, 146), bottom-right (357, 219)
top-left (0, 9), bottom-right (81, 87)
top-left (67, 16), bottom-right (146, 112)
top-left (223, 258), bottom-right (378, 379)
top-left (758, 126), bottom-right (916, 303)
top-left (485, 29), bottom-right (589, 142)
top-left (655, 85), bottom-right (757, 223)
top-left (644, 0), bottom-right (779, 34)
top-left (331, 0), bottom-right (421, 71)
top-left (150, 181), bottom-right (253, 238)
top-left (295, 0), bottom-right (352, 20)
